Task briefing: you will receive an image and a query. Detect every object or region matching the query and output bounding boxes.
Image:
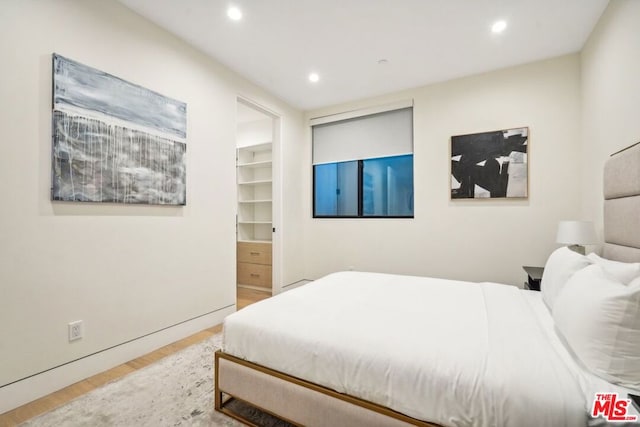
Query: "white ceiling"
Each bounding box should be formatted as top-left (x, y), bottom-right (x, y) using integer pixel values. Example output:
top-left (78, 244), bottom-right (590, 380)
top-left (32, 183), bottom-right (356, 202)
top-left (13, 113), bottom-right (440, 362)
top-left (118, 0), bottom-right (609, 111)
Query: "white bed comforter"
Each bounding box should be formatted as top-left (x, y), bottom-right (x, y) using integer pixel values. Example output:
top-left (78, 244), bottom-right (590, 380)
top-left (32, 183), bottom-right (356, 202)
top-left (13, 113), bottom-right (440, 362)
top-left (223, 271), bottom-right (588, 427)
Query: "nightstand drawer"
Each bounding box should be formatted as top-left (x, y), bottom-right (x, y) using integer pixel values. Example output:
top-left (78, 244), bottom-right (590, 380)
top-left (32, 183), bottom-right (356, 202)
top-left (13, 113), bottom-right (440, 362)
top-left (237, 242), bottom-right (272, 265)
top-left (237, 262), bottom-right (272, 288)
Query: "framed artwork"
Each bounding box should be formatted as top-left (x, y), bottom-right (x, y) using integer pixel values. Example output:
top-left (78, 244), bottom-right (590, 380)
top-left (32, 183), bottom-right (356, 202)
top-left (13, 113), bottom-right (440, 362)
top-left (51, 54), bottom-right (187, 205)
top-left (451, 127), bottom-right (528, 199)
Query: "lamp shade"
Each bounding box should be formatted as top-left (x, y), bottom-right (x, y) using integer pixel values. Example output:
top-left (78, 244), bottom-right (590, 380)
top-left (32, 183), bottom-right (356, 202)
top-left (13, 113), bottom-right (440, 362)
top-left (556, 221), bottom-right (597, 245)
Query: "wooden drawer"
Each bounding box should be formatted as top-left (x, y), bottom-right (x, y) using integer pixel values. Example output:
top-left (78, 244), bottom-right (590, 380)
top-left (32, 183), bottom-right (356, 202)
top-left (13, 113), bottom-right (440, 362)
top-left (237, 242), bottom-right (272, 265)
top-left (237, 262), bottom-right (272, 288)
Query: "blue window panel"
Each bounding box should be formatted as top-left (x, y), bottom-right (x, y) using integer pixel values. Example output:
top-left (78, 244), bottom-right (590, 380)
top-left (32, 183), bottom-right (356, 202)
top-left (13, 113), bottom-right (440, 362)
top-left (314, 161), bottom-right (358, 216)
top-left (362, 155), bottom-right (413, 217)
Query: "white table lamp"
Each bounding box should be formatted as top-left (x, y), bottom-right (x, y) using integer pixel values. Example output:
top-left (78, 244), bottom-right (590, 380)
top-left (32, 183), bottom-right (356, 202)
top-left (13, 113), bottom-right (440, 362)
top-left (556, 220), bottom-right (596, 255)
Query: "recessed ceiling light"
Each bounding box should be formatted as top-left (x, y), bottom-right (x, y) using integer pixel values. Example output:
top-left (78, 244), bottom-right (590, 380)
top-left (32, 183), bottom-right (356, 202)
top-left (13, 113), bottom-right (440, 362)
top-left (491, 20), bottom-right (507, 34)
top-left (308, 73), bottom-right (320, 83)
top-left (227, 6), bottom-right (242, 21)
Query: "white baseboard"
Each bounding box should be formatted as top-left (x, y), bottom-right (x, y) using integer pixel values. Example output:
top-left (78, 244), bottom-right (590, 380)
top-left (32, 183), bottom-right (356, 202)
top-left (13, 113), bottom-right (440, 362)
top-left (0, 305), bottom-right (235, 414)
top-left (282, 279), bottom-right (313, 292)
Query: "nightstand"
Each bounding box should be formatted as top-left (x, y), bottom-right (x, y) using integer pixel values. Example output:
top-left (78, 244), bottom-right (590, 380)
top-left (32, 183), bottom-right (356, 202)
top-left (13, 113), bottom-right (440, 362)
top-left (522, 266), bottom-right (544, 291)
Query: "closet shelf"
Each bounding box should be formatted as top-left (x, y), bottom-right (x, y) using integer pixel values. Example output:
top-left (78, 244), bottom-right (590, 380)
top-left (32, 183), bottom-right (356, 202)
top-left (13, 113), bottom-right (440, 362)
top-left (237, 160), bottom-right (272, 169)
top-left (238, 199), bottom-right (272, 204)
top-left (238, 142), bottom-right (272, 152)
top-left (238, 179), bottom-right (272, 185)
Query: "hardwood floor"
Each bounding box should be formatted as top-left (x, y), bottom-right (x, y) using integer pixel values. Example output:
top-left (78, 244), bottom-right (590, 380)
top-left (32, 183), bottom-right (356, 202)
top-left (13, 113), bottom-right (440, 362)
top-left (237, 286), bottom-right (271, 310)
top-left (0, 287), bottom-right (270, 427)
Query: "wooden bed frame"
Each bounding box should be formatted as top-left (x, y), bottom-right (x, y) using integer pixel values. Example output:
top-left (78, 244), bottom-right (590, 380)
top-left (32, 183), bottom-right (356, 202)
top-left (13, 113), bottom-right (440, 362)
top-left (215, 142), bottom-right (640, 427)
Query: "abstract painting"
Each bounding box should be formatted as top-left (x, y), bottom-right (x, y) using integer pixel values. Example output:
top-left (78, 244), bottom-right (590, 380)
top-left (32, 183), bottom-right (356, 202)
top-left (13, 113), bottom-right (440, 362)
top-left (52, 54), bottom-right (187, 205)
top-left (451, 127), bottom-right (528, 199)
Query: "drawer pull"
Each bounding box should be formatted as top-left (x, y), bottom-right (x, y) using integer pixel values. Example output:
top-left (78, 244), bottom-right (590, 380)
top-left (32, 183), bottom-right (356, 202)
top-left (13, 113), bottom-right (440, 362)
top-left (250, 252), bottom-right (261, 256)
top-left (250, 273), bottom-right (260, 277)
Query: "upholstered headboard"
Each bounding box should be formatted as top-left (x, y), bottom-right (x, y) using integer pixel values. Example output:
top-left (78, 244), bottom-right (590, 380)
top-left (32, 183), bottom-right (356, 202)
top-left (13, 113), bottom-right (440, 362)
top-left (602, 142), bottom-right (640, 262)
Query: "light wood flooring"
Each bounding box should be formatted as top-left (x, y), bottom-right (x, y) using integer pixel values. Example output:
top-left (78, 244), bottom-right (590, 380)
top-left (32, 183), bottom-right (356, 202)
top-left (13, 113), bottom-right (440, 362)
top-left (0, 287), bottom-right (271, 427)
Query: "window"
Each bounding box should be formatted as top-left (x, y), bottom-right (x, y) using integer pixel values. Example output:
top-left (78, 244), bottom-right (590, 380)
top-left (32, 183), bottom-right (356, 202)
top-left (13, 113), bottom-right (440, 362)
top-left (312, 106), bottom-right (413, 218)
top-left (314, 161), bottom-right (358, 216)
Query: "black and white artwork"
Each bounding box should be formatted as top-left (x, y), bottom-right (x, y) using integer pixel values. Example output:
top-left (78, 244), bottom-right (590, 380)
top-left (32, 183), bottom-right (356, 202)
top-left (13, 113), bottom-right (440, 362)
top-left (51, 54), bottom-right (187, 205)
top-left (451, 127), bottom-right (528, 199)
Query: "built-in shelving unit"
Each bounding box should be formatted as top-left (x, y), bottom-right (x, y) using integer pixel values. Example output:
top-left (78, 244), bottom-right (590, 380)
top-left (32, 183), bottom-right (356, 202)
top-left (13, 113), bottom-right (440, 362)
top-left (237, 141), bottom-right (273, 243)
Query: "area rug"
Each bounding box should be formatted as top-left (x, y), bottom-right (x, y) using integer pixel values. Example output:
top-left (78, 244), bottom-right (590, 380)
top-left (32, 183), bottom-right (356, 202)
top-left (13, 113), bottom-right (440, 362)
top-left (20, 334), bottom-right (291, 427)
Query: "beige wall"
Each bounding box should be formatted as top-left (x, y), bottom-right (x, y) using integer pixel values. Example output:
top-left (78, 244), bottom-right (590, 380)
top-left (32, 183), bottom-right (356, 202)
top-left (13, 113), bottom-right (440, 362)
top-left (303, 55), bottom-right (583, 286)
top-left (0, 0), bottom-right (304, 395)
top-left (580, 0), bottom-right (640, 240)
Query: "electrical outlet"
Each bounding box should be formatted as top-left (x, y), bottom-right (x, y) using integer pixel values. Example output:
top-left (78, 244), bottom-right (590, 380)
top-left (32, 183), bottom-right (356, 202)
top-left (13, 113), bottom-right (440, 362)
top-left (68, 320), bottom-right (83, 342)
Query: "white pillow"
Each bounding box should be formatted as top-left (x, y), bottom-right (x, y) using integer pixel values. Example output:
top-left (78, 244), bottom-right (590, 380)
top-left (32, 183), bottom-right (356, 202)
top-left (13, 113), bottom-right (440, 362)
top-left (553, 265), bottom-right (640, 388)
top-left (587, 252), bottom-right (640, 285)
top-left (541, 247), bottom-right (592, 311)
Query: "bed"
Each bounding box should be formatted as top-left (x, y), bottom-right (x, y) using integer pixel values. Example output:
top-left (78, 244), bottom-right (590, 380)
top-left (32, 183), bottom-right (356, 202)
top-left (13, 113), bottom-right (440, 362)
top-left (215, 142), bottom-right (640, 427)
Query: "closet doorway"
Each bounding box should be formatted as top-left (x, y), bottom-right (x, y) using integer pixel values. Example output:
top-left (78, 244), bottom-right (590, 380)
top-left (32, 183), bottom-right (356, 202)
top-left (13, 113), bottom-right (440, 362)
top-left (235, 98), bottom-right (281, 302)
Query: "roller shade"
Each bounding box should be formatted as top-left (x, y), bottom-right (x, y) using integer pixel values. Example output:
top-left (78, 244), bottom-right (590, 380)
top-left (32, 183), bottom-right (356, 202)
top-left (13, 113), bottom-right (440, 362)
top-left (312, 107), bottom-right (413, 165)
